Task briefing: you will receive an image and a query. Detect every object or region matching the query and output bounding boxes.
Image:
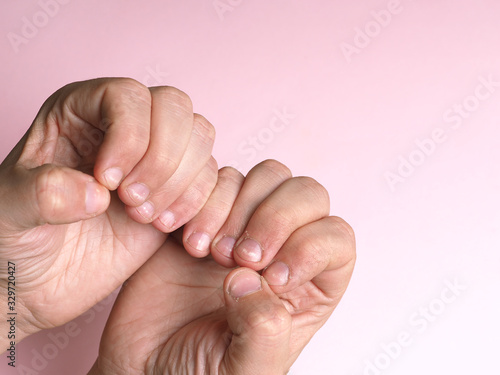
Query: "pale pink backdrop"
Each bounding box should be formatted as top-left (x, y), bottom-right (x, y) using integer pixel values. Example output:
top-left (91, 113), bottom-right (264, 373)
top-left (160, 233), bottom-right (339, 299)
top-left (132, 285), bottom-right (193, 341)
top-left (1, 1), bottom-right (499, 374)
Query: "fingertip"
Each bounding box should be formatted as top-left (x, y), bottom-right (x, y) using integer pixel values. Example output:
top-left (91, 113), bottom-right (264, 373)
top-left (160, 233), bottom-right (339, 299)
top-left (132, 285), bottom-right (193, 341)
top-left (226, 268), bottom-right (263, 300)
top-left (85, 180), bottom-right (110, 216)
top-left (124, 202), bottom-right (156, 224)
top-left (222, 267), bottom-right (291, 375)
top-left (233, 237), bottom-right (264, 266)
top-left (156, 209), bottom-right (176, 232)
top-left (262, 261), bottom-right (290, 287)
top-left (28, 165), bottom-right (111, 226)
top-left (184, 231), bottom-right (212, 258)
top-left (212, 236), bottom-right (238, 268)
top-left (100, 167), bottom-right (123, 191)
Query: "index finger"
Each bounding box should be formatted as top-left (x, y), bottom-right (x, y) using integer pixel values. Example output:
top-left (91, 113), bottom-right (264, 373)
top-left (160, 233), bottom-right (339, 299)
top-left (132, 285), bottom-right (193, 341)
top-left (23, 78), bottom-right (153, 190)
top-left (232, 176), bottom-right (330, 270)
top-left (262, 216), bottom-right (356, 300)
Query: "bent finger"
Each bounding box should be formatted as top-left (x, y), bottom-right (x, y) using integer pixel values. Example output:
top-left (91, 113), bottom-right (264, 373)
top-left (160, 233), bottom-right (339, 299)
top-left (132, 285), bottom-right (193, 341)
top-left (117, 86), bottom-right (193, 207)
top-left (55, 78), bottom-right (153, 190)
top-left (182, 166), bottom-right (245, 258)
top-left (233, 176), bottom-right (330, 271)
top-left (125, 114), bottom-right (215, 224)
top-left (0, 164), bottom-right (109, 231)
top-left (211, 159), bottom-right (292, 267)
top-left (262, 216), bottom-right (356, 300)
top-left (222, 267), bottom-right (291, 375)
top-left (152, 156), bottom-right (218, 234)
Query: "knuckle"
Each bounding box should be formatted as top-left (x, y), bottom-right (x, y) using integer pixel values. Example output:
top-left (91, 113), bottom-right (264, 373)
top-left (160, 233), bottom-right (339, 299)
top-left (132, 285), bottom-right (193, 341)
top-left (331, 216), bottom-right (355, 241)
top-left (113, 127), bottom-right (150, 156)
top-left (188, 162), bottom-right (219, 206)
top-left (258, 203), bottom-right (292, 232)
top-left (192, 114), bottom-right (216, 144)
top-left (102, 79), bottom-right (151, 133)
top-left (201, 167), bottom-right (242, 214)
top-left (153, 86), bottom-right (193, 115)
top-left (218, 166), bottom-right (244, 187)
top-left (181, 185), bottom-right (208, 215)
top-left (204, 158), bottom-right (219, 187)
top-left (155, 154), bottom-right (180, 178)
top-left (110, 78), bottom-right (151, 106)
top-left (330, 216), bottom-right (356, 258)
top-left (255, 159), bottom-right (292, 181)
top-left (246, 302), bottom-right (291, 339)
top-left (35, 167), bottom-right (66, 221)
top-left (207, 156), bottom-right (219, 174)
top-left (293, 176), bottom-right (330, 207)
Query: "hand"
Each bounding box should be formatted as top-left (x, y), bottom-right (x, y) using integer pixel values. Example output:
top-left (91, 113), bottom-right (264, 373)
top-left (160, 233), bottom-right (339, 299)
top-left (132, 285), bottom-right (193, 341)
top-left (89, 160), bottom-right (356, 375)
top-left (0, 78), bottom-right (217, 347)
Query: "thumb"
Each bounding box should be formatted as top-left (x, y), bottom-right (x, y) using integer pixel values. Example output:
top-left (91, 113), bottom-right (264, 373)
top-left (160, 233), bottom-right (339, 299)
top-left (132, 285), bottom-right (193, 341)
top-left (222, 268), bottom-right (292, 375)
top-left (1, 164), bottom-right (110, 230)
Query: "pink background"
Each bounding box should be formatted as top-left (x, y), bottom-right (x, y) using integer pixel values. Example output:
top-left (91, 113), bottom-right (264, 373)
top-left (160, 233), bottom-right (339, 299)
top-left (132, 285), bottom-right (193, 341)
top-left (1, 0), bottom-right (500, 374)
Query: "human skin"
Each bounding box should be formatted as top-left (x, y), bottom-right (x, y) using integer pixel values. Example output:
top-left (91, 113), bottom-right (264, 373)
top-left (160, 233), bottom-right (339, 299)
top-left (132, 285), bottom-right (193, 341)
top-left (0, 78), bottom-right (217, 348)
top-left (0, 79), bottom-right (356, 374)
top-left (88, 160), bottom-right (356, 375)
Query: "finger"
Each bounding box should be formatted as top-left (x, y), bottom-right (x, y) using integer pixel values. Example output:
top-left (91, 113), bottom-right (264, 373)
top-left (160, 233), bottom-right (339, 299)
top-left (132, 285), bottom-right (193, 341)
top-left (124, 114), bottom-right (215, 224)
top-left (233, 176), bottom-right (330, 270)
top-left (182, 166), bottom-right (245, 258)
top-left (117, 86), bottom-right (193, 207)
top-left (262, 216), bottom-right (356, 300)
top-left (212, 160), bottom-right (292, 267)
top-left (39, 78), bottom-right (153, 191)
top-left (0, 164), bottom-right (110, 230)
top-left (222, 268), bottom-right (291, 375)
top-left (151, 156), bottom-right (218, 233)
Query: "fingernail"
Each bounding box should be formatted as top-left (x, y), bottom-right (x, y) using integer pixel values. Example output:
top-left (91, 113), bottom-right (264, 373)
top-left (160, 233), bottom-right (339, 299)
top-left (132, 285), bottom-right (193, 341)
top-left (126, 183), bottom-right (150, 205)
top-left (158, 210), bottom-right (176, 231)
top-left (187, 232), bottom-right (211, 253)
top-left (86, 181), bottom-right (107, 215)
top-left (229, 271), bottom-right (262, 300)
top-left (263, 261), bottom-right (290, 286)
top-left (215, 236), bottom-right (236, 259)
top-left (235, 238), bottom-right (262, 263)
top-left (102, 167), bottom-right (123, 190)
top-left (137, 201), bottom-right (155, 220)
